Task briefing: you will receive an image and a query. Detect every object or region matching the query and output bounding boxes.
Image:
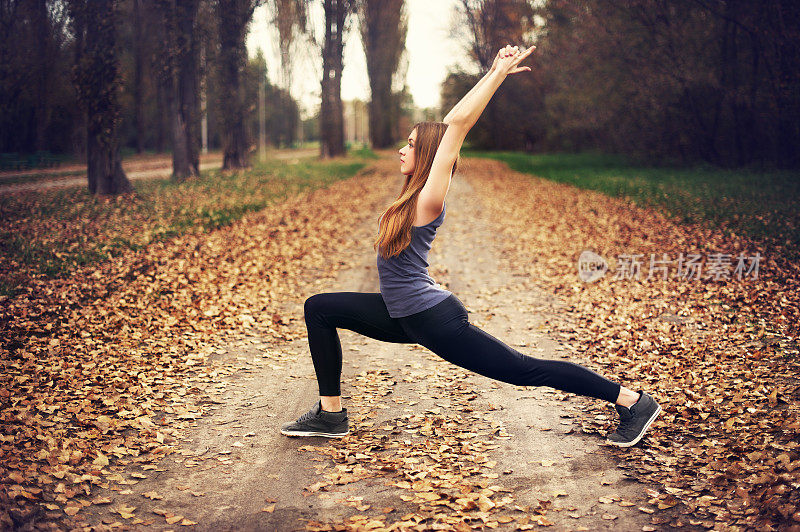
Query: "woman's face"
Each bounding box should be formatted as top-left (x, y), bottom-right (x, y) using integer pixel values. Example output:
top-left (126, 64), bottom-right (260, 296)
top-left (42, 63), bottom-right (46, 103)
top-left (398, 128), bottom-right (417, 176)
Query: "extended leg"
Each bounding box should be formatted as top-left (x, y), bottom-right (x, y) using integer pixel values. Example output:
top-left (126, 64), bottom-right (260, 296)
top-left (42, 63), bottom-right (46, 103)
top-left (303, 292), bottom-right (413, 398)
top-left (399, 295), bottom-right (621, 402)
top-left (438, 322), bottom-right (621, 402)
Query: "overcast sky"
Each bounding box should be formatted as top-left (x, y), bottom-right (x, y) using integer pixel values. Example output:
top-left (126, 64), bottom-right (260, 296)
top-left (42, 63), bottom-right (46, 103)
top-left (245, 0), bottom-right (475, 119)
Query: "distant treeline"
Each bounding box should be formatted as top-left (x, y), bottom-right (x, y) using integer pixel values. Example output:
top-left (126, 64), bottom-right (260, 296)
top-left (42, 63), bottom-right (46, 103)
top-left (0, 1), bottom-right (299, 159)
top-left (444, 0), bottom-right (800, 168)
top-left (2, 0), bottom-right (798, 170)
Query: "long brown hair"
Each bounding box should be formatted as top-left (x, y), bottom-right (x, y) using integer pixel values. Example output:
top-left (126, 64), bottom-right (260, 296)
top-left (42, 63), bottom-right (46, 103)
top-left (374, 121), bottom-right (460, 260)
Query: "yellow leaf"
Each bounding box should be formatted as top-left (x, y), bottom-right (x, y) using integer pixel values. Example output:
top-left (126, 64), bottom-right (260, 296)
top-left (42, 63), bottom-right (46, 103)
top-left (476, 495), bottom-right (495, 512)
top-left (113, 504), bottom-right (137, 519)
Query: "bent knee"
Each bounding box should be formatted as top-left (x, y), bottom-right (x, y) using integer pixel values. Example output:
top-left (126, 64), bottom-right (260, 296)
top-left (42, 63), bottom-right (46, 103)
top-left (304, 293), bottom-right (327, 319)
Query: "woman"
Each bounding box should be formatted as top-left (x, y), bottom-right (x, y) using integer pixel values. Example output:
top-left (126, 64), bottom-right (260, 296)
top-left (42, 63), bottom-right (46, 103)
top-left (281, 44), bottom-right (661, 448)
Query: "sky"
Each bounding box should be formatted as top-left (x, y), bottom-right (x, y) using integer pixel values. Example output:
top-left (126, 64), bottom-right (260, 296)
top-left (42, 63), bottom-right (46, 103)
top-left (245, 0), bottom-right (475, 119)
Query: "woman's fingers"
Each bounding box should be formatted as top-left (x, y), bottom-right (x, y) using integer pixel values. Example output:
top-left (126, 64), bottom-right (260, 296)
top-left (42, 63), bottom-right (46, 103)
top-left (509, 66), bottom-right (531, 74)
top-left (507, 46), bottom-right (535, 75)
top-left (510, 45), bottom-right (536, 65)
top-left (500, 44), bottom-right (533, 59)
top-left (501, 44), bottom-right (520, 58)
top-left (518, 45), bottom-right (536, 59)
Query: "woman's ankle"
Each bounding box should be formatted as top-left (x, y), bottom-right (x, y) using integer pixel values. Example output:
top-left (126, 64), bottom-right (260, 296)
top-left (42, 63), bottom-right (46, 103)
top-left (615, 386), bottom-right (641, 408)
top-left (320, 396), bottom-right (342, 412)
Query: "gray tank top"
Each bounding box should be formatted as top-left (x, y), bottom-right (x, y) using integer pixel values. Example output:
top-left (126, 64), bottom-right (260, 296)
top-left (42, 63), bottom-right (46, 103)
top-left (376, 201), bottom-right (453, 318)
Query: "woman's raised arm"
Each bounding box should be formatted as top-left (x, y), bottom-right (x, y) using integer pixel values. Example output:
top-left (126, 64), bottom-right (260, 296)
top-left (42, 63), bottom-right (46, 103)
top-left (418, 44), bottom-right (536, 213)
top-left (442, 47), bottom-right (505, 124)
top-left (445, 44), bottom-right (535, 131)
top-left (442, 44), bottom-right (528, 124)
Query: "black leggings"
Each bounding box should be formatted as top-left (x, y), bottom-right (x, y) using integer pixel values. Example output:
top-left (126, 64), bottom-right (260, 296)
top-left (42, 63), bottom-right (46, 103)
top-left (303, 291), bottom-right (621, 403)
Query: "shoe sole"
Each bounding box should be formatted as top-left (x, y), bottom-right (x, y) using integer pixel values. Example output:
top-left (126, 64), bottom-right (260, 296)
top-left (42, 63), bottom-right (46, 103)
top-left (606, 403), bottom-right (662, 448)
top-left (280, 429), bottom-right (349, 438)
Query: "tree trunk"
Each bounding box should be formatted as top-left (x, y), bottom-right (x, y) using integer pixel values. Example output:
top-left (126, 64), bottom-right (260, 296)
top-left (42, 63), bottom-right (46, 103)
top-left (87, 136), bottom-right (130, 195)
top-left (362, 0), bottom-right (406, 148)
top-left (156, 74), bottom-right (168, 153)
top-left (177, 0), bottom-right (200, 177)
top-left (775, 0), bottom-right (800, 168)
top-left (33, 0), bottom-right (53, 152)
top-left (133, 0), bottom-right (145, 154)
top-left (165, 71), bottom-right (193, 180)
top-left (217, 0), bottom-right (253, 169)
top-left (67, 0), bottom-right (132, 195)
top-left (368, 79), bottom-right (392, 148)
top-left (155, 0), bottom-right (200, 180)
top-left (320, 0), bottom-right (348, 158)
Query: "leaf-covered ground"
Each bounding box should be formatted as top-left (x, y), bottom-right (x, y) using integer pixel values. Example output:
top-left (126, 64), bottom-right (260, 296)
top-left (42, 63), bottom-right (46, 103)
top-left (0, 153), bottom-right (797, 531)
top-left (464, 157), bottom-right (799, 529)
top-left (0, 157), bottom-right (378, 529)
top-left (465, 151), bottom-right (800, 263)
top-left (0, 154), bottom-right (362, 296)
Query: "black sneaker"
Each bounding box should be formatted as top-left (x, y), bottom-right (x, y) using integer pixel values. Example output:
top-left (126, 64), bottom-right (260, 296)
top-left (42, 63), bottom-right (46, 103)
top-left (606, 390), bottom-right (661, 447)
top-left (280, 401), bottom-right (349, 438)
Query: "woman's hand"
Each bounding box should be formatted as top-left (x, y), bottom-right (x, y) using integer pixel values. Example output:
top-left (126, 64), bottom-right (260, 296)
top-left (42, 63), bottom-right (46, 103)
top-left (494, 44), bottom-right (536, 76)
top-left (490, 44), bottom-right (518, 72)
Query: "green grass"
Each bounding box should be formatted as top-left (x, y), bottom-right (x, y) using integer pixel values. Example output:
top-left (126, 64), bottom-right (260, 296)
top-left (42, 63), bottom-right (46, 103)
top-left (0, 149), bottom-right (372, 297)
top-left (348, 145), bottom-right (379, 159)
top-left (464, 151), bottom-right (800, 261)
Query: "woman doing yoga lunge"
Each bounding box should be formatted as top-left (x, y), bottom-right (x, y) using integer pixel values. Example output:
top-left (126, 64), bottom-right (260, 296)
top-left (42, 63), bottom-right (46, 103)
top-left (281, 44), bottom-right (662, 448)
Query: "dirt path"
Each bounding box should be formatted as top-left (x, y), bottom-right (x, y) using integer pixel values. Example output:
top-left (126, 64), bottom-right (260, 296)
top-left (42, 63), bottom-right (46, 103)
top-left (0, 159), bottom-right (223, 194)
top-left (0, 149), bottom-right (317, 194)
top-left (54, 158), bottom-right (683, 532)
